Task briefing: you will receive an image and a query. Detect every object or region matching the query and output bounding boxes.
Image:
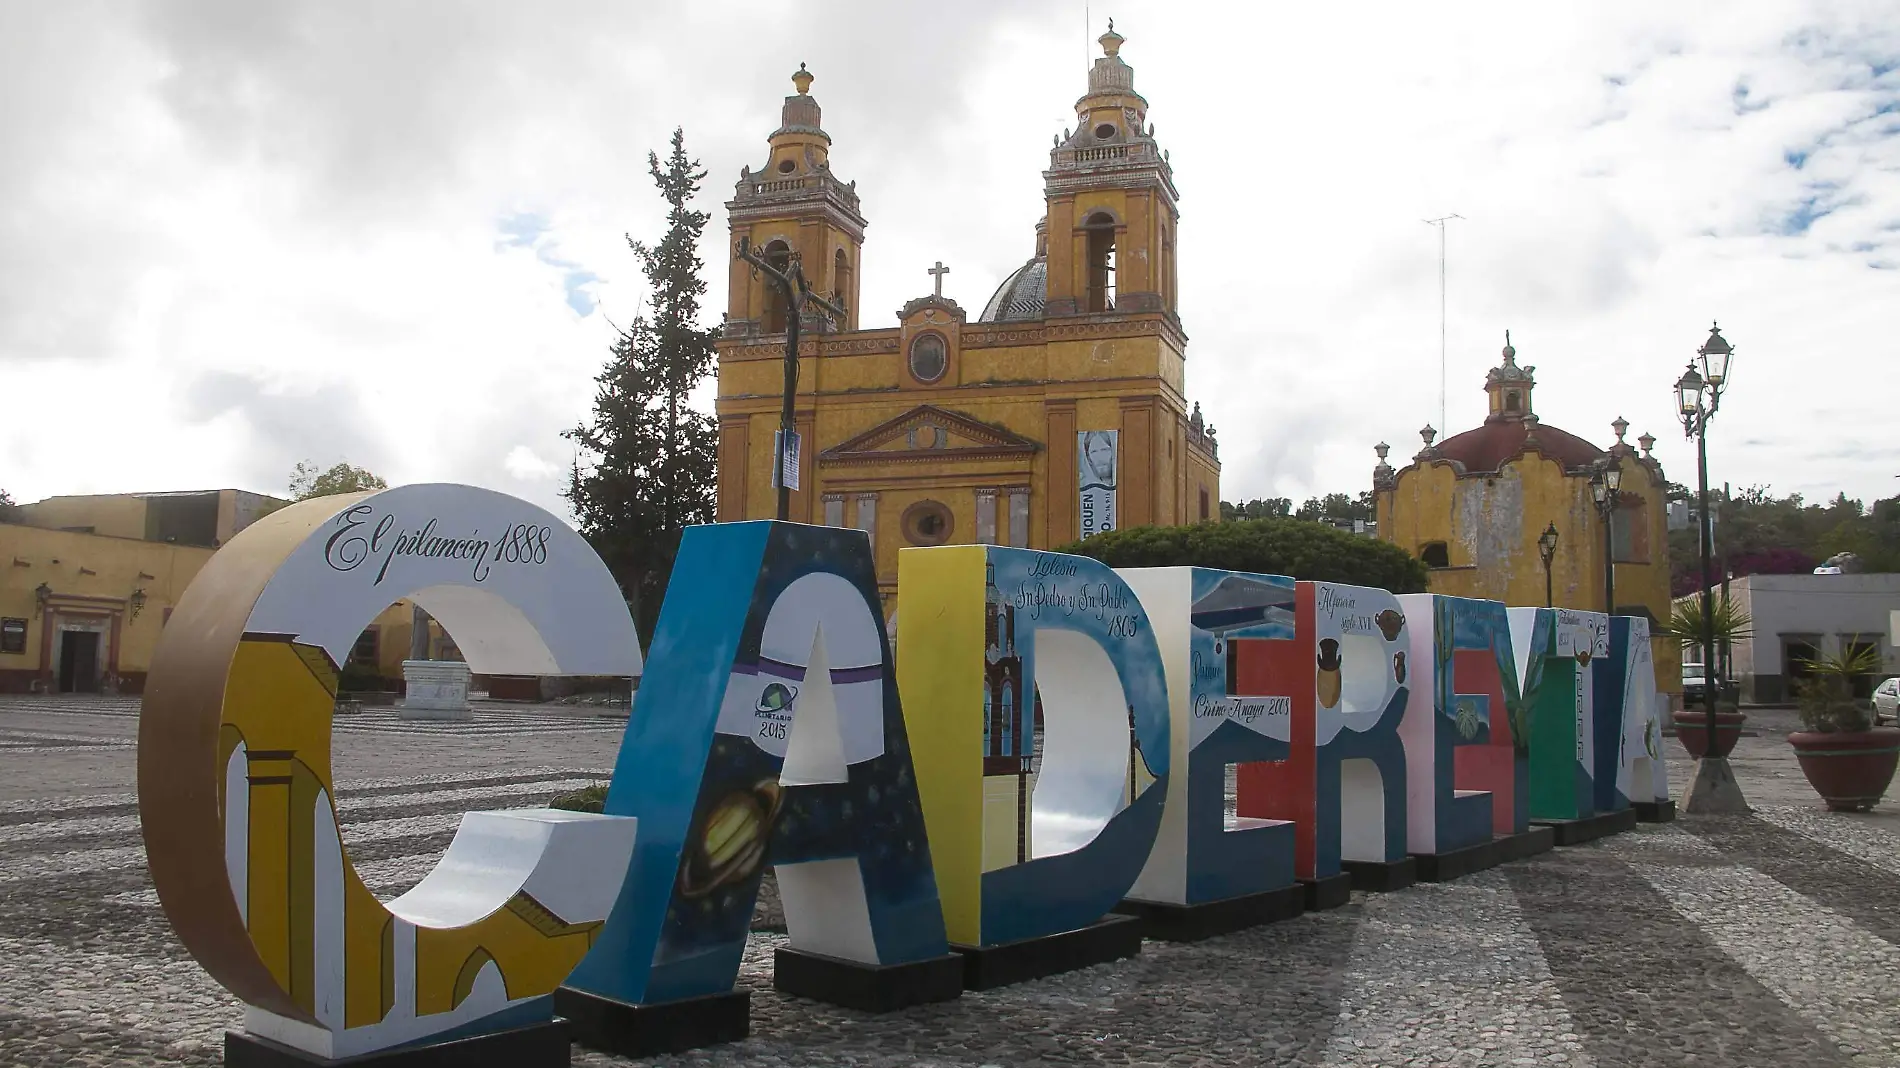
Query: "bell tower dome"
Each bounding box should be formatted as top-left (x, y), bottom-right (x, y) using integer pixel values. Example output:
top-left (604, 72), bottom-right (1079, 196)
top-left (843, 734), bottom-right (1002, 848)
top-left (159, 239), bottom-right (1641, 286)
top-left (724, 63), bottom-right (868, 335)
top-left (1484, 331), bottom-right (1536, 423)
top-left (1041, 23), bottom-right (1180, 319)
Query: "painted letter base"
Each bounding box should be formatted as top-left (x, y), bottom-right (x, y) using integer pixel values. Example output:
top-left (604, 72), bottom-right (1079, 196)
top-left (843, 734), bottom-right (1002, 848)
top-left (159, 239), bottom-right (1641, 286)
top-left (1341, 856), bottom-right (1419, 893)
top-left (1633, 799), bottom-right (1677, 823)
top-left (224, 1022), bottom-right (569, 1068)
top-left (1112, 883), bottom-right (1306, 943)
top-left (1532, 807), bottom-right (1639, 846)
top-left (1301, 874), bottom-right (1353, 911)
top-left (773, 947), bottom-right (965, 1013)
top-left (553, 987), bottom-right (749, 1060)
top-left (951, 915), bottom-right (1144, 991)
top-left (1496, 825), bottom-right (1556, 862)
top-left (1410, 838), bottom-right (1504, 884)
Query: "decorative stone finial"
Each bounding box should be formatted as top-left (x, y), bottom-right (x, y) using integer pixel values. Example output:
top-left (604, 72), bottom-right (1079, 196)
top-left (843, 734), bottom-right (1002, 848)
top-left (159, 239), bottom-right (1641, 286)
top-left (1100, 19), bottom-right (1123, 57)
top-left (1612, 415), bottom-right (1629, 444)
top-left (791, 62), bottom-right (813, 95)
top-left (1501, 329), bottom-right (1516, 363)
top-left (1420, 424), bottom-right (1437, 447)
top-left (1375, 442), bottom-right (1390, 462)
top-left (1638, 431), bottom-right (1656, 457)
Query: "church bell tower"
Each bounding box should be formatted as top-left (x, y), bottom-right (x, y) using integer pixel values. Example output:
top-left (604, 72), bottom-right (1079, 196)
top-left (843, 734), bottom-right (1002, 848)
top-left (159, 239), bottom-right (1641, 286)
top-left (1042, 24), bottom-right (1180, 319)
top-left (724, 64), bottom-right (868, 335)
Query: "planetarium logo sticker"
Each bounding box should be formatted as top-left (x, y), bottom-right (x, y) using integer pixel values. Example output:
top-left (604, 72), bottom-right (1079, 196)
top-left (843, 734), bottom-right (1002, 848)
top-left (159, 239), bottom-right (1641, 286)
top-left (755, 681), bottom-right (797, 743)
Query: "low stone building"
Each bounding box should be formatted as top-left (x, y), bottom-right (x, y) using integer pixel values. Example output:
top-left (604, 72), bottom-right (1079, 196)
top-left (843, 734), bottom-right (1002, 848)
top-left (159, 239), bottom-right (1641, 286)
top-left (1679, 572), bottom-right (1900, 702)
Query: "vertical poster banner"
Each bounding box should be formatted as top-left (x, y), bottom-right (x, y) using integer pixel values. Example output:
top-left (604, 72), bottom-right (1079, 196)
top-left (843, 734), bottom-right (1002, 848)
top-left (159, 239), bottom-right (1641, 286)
top-left (771, 429), bottom-right (801, 492)
top-left (1077, 430), bottom-right (1118, 539)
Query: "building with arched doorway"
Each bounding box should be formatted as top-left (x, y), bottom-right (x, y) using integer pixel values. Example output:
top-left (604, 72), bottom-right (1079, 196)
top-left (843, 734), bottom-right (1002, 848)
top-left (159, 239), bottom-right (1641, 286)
top-left (713, 27), bottom-right (1221, 606)
top-left (1372, 334), bottom-right (1679, 699)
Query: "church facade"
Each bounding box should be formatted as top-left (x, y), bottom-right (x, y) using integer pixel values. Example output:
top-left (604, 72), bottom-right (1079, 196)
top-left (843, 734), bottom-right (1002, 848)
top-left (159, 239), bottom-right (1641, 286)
top-left (714, 28), bottom-right (1220, 604)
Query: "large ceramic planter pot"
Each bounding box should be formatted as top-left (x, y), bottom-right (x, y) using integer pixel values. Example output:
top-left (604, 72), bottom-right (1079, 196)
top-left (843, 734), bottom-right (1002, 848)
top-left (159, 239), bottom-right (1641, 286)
top-left (1674, 710), bottom-right (1747, 759)
top-left (1787, 728), bottom-right (1900, 812)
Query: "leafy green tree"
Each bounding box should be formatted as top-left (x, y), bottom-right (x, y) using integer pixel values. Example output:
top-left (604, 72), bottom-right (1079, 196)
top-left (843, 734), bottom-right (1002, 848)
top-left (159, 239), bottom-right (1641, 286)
top-left (0, 489), bottom-right (19, 523)
top-left (565, 128), bottom-right (719, 644)
top-left (1057, 517), bottom-right (1429, 593)
top-left (1221, 497), bottom-right (1293, 521)
top-left (288, 462), bottom-right (388, 501)
top-left (1668, 484), bottom-right (1900, 593)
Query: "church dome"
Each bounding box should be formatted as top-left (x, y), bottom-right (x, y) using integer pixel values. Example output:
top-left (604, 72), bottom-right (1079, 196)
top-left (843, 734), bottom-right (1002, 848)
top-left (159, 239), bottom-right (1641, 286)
top-left (979, 254), bottom-right (1047, 322)
top-left (1433, 420), bottom-right (1605, 474)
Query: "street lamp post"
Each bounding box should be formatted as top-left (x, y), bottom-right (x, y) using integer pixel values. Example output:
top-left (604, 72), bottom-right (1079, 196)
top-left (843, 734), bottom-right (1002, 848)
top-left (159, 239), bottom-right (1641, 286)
top-left (1590, 460), bottom-right (1623, 615)
top-left (1676, 322), bottom-right (1743, 813)
top-left (1537, 521), bottom-right (1560, 608)
top-left (735, 237), bottom-right (847, 522)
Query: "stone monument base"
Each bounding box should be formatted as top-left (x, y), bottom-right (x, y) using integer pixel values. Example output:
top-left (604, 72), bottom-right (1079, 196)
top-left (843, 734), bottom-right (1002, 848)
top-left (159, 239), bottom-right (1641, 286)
top-left (224, 1020), bottom-right (568, 1067)
top-left (555, 986), bottom-right (749, 1060)
top-left (1300, 872), bottom-right (1354, 911)
top-left (1495, 825), bottom-right (1557, 862)
top-left (1532, 807), bottom-right (1640, 846)
top-left (400, 660), bottom-right (472, 721)
top-left (951, 914), bottom-right (1143, 990)
top-left (772, 947), bottom-right (963, 1013)
top-left (1411, 837), bottom-right (1503, 883)
top-left (1341, 855), bottom-right (1418, 893)
top-left (1114, 883), bottom-right (1305, 942)
top-left (1634, 798), bottom-right (1677, 822)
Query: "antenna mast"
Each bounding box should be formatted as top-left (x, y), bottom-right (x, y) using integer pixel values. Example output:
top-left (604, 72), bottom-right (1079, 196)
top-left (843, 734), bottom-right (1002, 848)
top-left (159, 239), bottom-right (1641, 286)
top-left (1423, 213), bottom-right (1463, 434)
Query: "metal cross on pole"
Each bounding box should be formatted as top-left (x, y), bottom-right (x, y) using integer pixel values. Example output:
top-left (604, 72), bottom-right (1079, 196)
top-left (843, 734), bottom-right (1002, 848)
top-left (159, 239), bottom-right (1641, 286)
top-left (735, 236), bottom-right (848, 521)
top-left (928, 261), bottom-right (950, 298)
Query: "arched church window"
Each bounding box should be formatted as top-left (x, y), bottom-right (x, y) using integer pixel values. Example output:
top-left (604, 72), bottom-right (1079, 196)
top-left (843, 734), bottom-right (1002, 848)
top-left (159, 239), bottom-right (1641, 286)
top-left (762, 240), bottom-right (791, 333)
top-left (833, 249), bottom-right (852, 318)
top-left (1420, 541), bottom-right (1451, 569)
top-left (908, 332), bottom-right (947, 383)
top-left (1085, 212), bottom-right (1117, 313)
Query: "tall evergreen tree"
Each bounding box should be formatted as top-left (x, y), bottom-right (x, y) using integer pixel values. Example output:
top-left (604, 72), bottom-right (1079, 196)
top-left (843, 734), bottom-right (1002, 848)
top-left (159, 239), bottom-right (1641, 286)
top-left (565, 128), bottom-right (718, 643)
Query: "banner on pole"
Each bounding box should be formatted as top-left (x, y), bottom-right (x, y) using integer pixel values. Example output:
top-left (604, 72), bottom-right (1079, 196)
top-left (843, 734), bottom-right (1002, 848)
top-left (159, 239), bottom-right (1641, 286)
top-left (772, 429), bottom-right (801, 492)
top-left (1078, 429), bottom-right (1118, 539)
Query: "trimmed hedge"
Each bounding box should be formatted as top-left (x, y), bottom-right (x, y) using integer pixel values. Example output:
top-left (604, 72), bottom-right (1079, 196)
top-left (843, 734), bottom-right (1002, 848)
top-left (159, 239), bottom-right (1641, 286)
top-left (1055, 518), bottom-right (1429, 593)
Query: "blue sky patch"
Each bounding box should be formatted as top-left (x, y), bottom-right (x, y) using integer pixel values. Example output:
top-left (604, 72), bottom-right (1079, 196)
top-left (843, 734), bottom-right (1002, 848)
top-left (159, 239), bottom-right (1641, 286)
top-left (495, 210), bottom-right (597, 317)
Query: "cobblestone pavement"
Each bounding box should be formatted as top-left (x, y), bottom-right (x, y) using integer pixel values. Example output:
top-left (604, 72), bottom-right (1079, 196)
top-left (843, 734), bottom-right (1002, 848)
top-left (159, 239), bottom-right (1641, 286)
top-left (4, 696), bottom-right (1899, 1067)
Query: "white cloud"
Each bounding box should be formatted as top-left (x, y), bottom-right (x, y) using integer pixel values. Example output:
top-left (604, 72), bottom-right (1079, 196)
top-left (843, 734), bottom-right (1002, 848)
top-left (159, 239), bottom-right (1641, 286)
top-left (1, 0), bottom-right (1896, 521)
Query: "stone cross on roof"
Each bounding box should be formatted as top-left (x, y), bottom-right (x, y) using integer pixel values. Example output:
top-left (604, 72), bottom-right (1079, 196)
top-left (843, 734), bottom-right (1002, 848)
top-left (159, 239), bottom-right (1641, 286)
top-left (928, 261), bottom-right (950, 297)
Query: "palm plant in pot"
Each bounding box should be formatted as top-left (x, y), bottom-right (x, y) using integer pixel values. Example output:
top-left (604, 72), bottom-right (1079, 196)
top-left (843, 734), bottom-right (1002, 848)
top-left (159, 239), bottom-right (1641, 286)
top-left (1660, 595), bottom-right (1751, 759)
top-left (1788, 645), bottom-right (1899, 812)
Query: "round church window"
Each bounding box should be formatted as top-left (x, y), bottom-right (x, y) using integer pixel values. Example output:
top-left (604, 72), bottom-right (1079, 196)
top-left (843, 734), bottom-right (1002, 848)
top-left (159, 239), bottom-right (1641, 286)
top-left (902, 500), bottom-right (954, 546)
top-left (908, 332), bottom-right (947, 383)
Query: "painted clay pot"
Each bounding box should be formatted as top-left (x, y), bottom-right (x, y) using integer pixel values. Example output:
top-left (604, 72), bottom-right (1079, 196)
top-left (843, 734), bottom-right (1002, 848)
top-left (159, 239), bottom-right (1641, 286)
top-left (1673, 709), bottom-right (1746, 759)
top-left (1787, 728), bottom-right (1900, 813)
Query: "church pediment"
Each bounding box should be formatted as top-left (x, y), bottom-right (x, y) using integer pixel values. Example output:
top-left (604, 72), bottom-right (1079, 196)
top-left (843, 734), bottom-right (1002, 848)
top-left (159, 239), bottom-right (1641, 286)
top-left (820, 404), bottom-right (1040, 465)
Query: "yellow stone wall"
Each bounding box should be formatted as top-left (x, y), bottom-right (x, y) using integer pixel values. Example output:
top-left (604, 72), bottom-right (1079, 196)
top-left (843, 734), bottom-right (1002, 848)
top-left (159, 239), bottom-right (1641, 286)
top-left (0, 522), bottom-right (213, 692)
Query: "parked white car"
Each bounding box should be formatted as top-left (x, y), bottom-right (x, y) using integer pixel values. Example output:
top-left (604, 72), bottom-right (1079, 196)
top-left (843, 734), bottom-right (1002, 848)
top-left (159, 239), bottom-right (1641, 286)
top-left (1876, 677), bottom-right (1900, 725)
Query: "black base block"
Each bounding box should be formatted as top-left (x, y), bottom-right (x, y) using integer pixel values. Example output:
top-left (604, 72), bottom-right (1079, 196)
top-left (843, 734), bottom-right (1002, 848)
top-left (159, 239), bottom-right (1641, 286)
top-left (1410, 837), bottom-right (1502, 883)
top-left (773, 946), bottom-right (963, 1013)
top-left (554, 986), bottom-right (748, 1059)
top-left (1532, 806), bottom-right (1640, 846)
top-left (225, 1021), bottom-right (568, 1068)
top-left (1633, 799), bottom-right (1677, 823)
top-left (951, 913), bottom-right (1143, 991)
top-left (1341, 855), bottom-right (1418, 893)
top-left (1495, 825), bottom-right (1556, 862)
top-left (1300, 873), bottom-right (1353, 911)
top-left (1113, 882), bottom-right (1305, 942)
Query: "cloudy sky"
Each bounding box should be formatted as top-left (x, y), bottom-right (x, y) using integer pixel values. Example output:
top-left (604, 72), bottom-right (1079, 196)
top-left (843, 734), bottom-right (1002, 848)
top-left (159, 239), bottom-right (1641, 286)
top-left (3, 1), bottom-right (1896, 517)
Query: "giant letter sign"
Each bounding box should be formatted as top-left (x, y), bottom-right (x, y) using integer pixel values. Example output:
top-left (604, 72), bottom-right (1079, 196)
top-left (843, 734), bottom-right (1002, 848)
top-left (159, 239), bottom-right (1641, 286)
top-left (1511, 607), bottom-right (1608, 823)
top-left (1601, 616), bottom-right (1669, 813)
top-left (1122, 568), bottom-right (1299, 911)
top-left (564, 521), bottom-right (947, 1012)
top-left (1235, 582), bottom-right (1411, 884)
top-left (139, 485), bottom-right (643, 1059)
top-left (896, 546), bottom-right (1170, 949)
top-left (1397, 594), bottom-right (1529, 857)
